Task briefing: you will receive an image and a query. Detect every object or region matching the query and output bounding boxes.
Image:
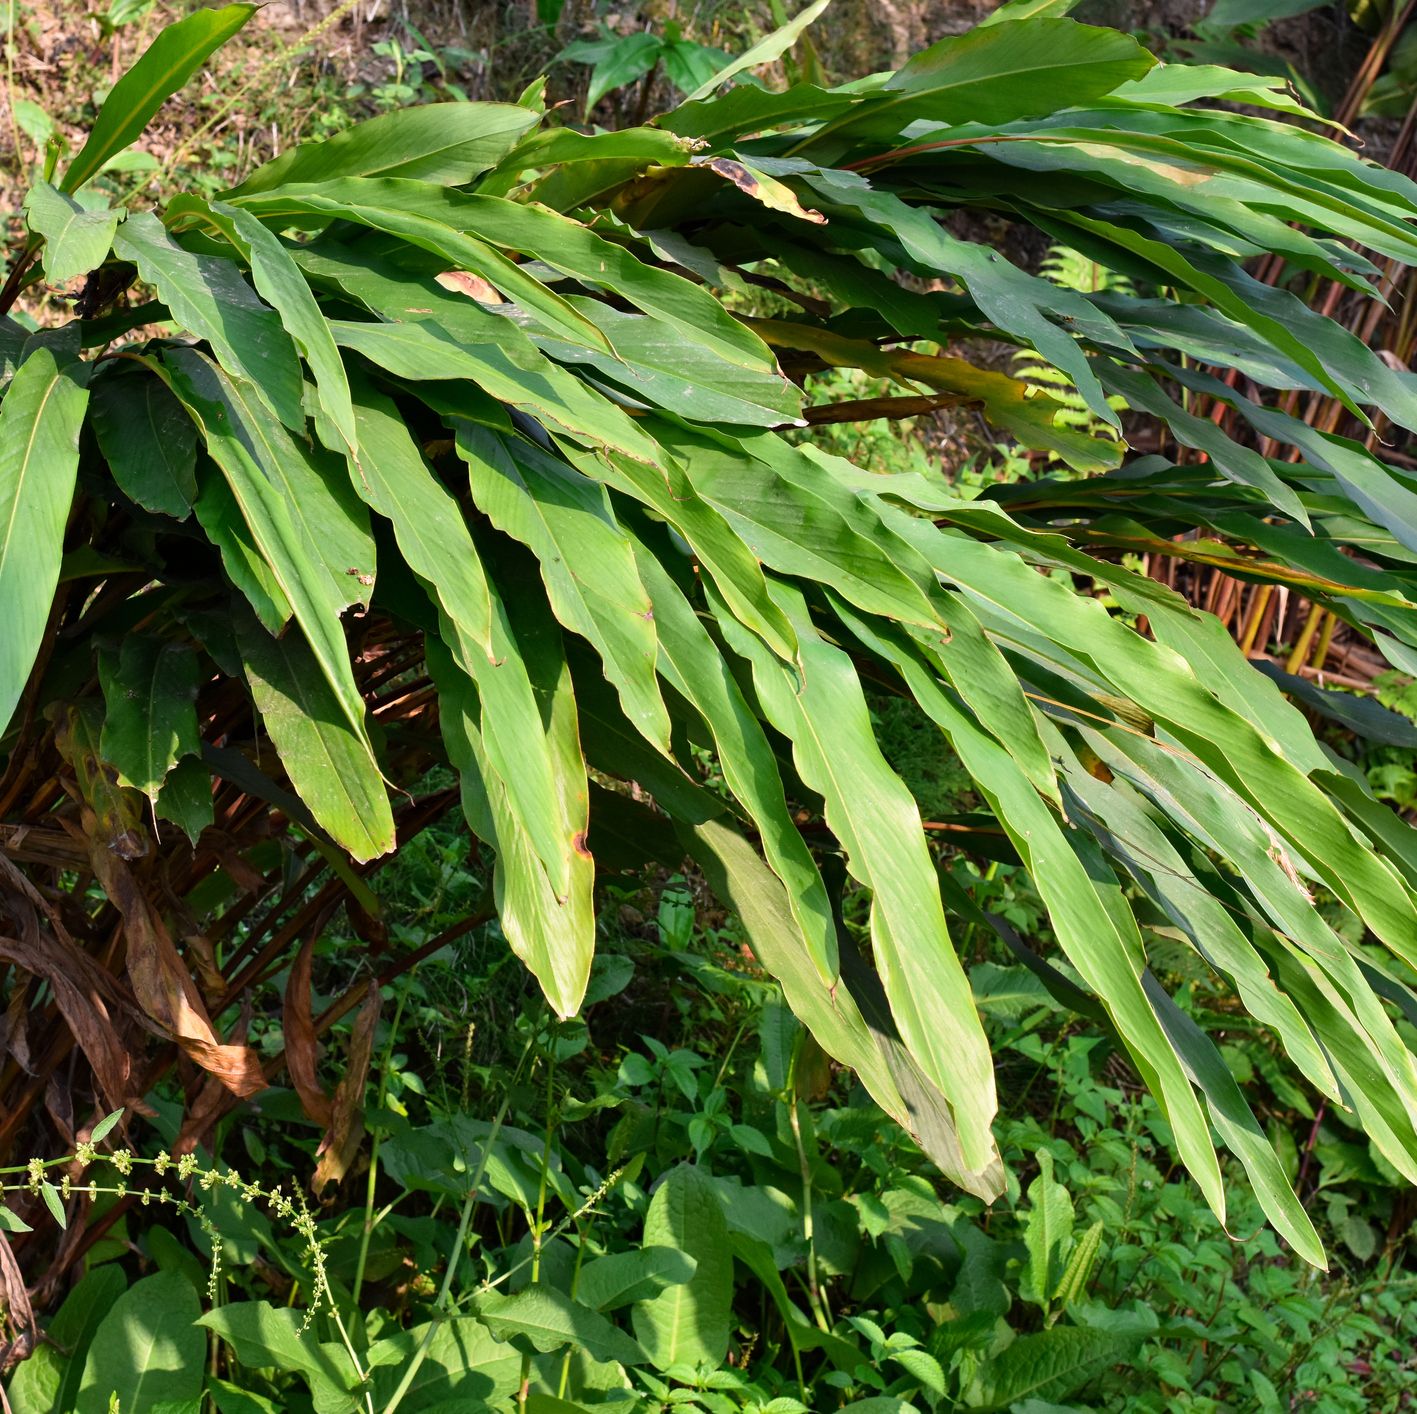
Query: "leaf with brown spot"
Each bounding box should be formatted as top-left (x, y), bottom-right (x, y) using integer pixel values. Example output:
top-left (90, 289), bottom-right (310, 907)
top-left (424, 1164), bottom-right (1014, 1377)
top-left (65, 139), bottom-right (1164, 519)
top-left (437, 269), bottom-right (504, 303)
top-left (312, 986), bottom-right (379, 1192)
top-left (284, 934), bottom-right (333, 1128)
top-left (701, 156), bottom-right (827, 224)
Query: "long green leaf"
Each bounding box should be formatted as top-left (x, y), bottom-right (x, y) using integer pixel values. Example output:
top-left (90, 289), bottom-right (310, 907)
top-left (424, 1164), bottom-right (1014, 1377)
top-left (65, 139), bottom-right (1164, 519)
top-left (114, 211), bottom-right (305, 432)
top-left (347, 380), bottom-right (572, 895)
top-left (236, 615), bottom-right (395, 863)
top-left (0, 338), bottom-right (90, 737)
top-left (61, 4), bottom-right (257, 194)
top-left (428, 615), bottom-right (595, 1018)
top-left (230, 102), bottom-right (538, 195)
top-left (162, 348), bottom-right (371, 746)
top-left (458, 426), bottom-right (671, 751)
top-left (710, 578), bottom-right (998, 1174)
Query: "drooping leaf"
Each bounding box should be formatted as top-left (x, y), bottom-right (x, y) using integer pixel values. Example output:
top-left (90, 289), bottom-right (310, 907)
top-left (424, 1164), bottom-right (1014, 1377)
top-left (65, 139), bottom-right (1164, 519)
top-left (162, 347), bottom-right (373, 745)
top-left (346, 381), bottom-right (576, 898)
top-left (236, 614), bottom-right (395, 863)
top-left (0, 339), bottom-right (90, 737)
top-left (202, 197), bottom-right (358, 454)
top-left (428, 622), bottom-right (596, 1019)
top-left (458, 425), bottom-right (671, 751)
top-left (680, 813), bottom-right (1004, 1200)
top-left (708, 579), bottom-right (998, 1174)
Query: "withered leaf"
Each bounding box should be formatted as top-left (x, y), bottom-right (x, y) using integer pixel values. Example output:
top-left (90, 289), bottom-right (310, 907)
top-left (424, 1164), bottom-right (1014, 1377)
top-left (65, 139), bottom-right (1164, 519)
top-left (88, 840), bottom-right (266, 1098)
top-left (284, 933), bottom-right (333, 1128)
top-left (313, 986), bottom-right (379, 1193)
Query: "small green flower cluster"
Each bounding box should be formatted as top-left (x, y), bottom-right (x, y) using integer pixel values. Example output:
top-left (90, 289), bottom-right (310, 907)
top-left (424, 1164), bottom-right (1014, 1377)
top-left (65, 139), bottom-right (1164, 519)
top-left (9, 1140), bottom-right (330, 1329)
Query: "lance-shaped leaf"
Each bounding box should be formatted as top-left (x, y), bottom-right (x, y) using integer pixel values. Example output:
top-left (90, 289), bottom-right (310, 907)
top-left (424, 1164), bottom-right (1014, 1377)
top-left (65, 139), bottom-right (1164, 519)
top-left (1142, 970), bottom-right (1325, 1268)
top-left (554, 438), bottom-right (798, 662)
top-left (1055, 733), bottom-right (1339, 1104)
top-left (161, 348), bottom-right (375, 613)
top-left (831, 599), bottom-right (1226, 1217)
top-left (428, 623), bottom-right (595, 1019)
top-left (1022, 1150), bottom-right (1074, 1305)
top-left (60, 4), bottom-right (256, 194)
top-left (115, 211), bottom-right (305, 432)
top-left (228, 183), bottom-right (612, 354)
top-left (680, 813), bottom-right (1004, 1198)
top-left (802, 18), bottom-right (1154, 142)
top-left (709, 578), bottom-right (998, 1174)
top-left (458, 426), bottom-right (671, 751)
top-left (347, 381), bottom-right (575, 896)
top-left (329, 317), bottom-right (656, 465)
top-left (236, 615), bottom-right (395, 864)
top-left (531, 297), bottom-right (804, 427)
top-left (196, 198), bottom-right (358, 456)
top-left (630, 541), bottom-right (838, 984)
top-left (685, 0), bottom-right (833, 101)
top-left (0, 338), bottom-right (90, 737)
top-left (162, 348), bottom-right (371, 747)
top-left (230, 102), bottom-right (539, 196)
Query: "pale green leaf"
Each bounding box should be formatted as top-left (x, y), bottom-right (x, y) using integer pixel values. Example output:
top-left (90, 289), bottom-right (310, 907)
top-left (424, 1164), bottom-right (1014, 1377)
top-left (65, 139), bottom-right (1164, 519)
top-left (632, 1164), bottom-right (733, 1371)
top-left (23, 182), bottom-right (120, 283)
top-left (0, 339), bottom-right (90, 737)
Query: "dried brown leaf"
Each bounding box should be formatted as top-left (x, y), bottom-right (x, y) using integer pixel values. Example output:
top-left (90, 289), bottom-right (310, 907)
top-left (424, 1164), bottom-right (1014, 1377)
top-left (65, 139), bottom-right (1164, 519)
top-left (88, 840), bottom-right (266, 1098)
top-left (284, 933), bottom-right (332, 1128)
top-left (312, 986), bottom-right (379, 1193)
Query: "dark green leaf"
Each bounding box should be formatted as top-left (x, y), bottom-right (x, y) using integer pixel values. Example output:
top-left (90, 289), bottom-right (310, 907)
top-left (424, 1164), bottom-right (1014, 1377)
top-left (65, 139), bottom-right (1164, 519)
top-left (74, 1272), bottom-right (204, 1414)
top-left (90, 365), bottom-right (197, 519)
